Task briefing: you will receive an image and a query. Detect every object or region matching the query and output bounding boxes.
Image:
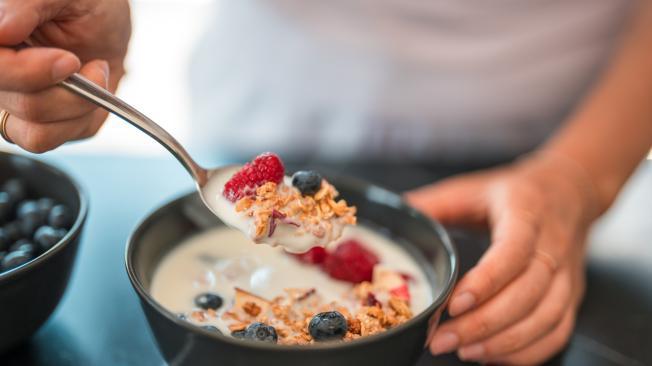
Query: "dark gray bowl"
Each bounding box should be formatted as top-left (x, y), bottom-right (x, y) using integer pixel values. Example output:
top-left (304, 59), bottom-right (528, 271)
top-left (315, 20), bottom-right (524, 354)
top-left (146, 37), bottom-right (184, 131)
top-left (126, 176), bottom-right (457, 366)
top-left (0, 152), bottom-right (88, 353)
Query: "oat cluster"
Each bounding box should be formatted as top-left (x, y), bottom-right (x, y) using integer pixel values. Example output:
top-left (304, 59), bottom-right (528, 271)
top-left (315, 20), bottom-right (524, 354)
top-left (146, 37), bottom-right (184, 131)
top-left (235, 180), bottom-right (357, 240)
top-left (209, 286), bottom-right (413, 345)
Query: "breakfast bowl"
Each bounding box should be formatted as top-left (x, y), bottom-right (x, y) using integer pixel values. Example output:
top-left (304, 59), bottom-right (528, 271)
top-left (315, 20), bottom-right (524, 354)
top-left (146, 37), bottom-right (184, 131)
top-left (126, 175), bottom-right (457, 366)
top-left (0, 152), bottom-right (88, 353)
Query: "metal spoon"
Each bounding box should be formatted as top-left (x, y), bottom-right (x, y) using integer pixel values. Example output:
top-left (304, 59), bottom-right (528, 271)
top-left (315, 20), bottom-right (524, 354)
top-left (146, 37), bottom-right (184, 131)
top-left (59, 73), bottom-right (232, 217)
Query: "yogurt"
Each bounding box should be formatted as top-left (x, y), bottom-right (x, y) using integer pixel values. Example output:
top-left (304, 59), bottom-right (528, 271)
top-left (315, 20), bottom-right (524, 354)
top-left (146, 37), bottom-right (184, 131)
top-left (201, 167), bottom-right (356, 253)
top-left (150, 225), bottom-right (433, 337)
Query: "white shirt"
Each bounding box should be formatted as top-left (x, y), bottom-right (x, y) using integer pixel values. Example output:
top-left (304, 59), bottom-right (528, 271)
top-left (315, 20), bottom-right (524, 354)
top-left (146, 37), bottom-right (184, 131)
top-left (189, 0), bottom-right (635, 163)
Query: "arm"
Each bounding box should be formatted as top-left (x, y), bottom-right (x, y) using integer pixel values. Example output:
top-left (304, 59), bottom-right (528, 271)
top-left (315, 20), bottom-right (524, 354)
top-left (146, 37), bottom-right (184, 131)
top-left (408, 2), bottom-right (652, 364)
top-left (542, 0), bottom-right (652, 212)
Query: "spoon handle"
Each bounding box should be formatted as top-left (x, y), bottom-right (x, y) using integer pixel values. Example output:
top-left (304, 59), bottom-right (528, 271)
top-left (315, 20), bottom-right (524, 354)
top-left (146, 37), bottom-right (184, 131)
top-left (59, 73), bottom-right (208, 185)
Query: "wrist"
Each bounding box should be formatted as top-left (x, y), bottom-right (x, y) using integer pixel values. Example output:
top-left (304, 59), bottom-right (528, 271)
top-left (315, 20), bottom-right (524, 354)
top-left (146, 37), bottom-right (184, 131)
top-left (517, 150), bottom-right (605, 219)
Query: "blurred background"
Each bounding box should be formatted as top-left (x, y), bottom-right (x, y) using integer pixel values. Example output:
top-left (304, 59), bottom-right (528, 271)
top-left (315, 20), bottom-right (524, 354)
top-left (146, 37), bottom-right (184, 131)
top-left (6, 0), bottom-right (214, 157)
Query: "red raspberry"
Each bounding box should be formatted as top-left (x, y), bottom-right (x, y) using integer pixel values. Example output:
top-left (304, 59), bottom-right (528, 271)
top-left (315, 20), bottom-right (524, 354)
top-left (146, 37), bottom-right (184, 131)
top-left (323, 240), bottom-right (379, 283)
top-left (293, 247), bottom-right (329, 264)
top-left (389, 284), bottom-right (411, 303)
top-left (223, 153), bottom-right (285, 202)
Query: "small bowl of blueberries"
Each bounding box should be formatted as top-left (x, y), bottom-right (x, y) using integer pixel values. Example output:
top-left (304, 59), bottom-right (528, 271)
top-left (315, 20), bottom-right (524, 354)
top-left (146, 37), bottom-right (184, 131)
top-left (0, 152), bottom-right (88, 353)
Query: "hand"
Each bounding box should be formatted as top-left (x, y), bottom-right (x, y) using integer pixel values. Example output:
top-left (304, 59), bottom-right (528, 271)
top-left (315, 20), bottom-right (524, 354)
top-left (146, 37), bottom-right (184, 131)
top-left (0, 0), bottom-right (131, 152)
top-left (406, 152), bottom-right (600, 365)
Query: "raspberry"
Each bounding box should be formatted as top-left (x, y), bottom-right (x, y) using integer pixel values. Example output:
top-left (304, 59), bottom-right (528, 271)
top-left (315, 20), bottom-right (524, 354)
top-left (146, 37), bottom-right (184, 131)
top-left (223, 153), bottom-right (285, 202)
top-left (293, 247), bottom-right (329, 264)
top-left (323, 240), bottom-right (379, 283)
top-left (389, 284), bottom-right (411, 303)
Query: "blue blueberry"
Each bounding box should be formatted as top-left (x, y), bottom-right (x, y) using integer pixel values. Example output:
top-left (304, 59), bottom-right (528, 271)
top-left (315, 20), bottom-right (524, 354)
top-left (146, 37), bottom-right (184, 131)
top-left (194, 293), bottom-right (223, 310)
top-left (200, 325), bottom-right (222, 333)
top-left (34, 226), bottom-right (66, 251)
top-left (20, 216), bottom-right (41, 237)
top-left (231, 329), bottom-right (246, 339)
top-left (10, 239), bottom-right (37, 256)
top-left (308, 311), bottom-right (348, 341)
top-left (0, 192), bottom-right (13, 222)
top-left (49, 204), bottom-right (72, 229)
top-left (3, 221), bottom-right (22, 242)
top-left (2, 250), bottom-right (32, 271)
top-left (291, 170), bottom-right (323, 196)
top-left (176, 313), bottom-right (187, 321)
top-left (36, 198), bottom-right (55, 217)
top-left (17, 200), bottom-right (40, 220)
top-left (0, 229), bottom-right (11, 251)
top-left (2, 179), bottom-right (26, 203)
top-left (244, 322), bottom-right (278, 343)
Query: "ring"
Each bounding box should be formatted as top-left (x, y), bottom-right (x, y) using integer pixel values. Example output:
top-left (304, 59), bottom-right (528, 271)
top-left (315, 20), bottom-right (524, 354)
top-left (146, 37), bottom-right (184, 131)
top-left (0, 110), bottom-right (14, 144)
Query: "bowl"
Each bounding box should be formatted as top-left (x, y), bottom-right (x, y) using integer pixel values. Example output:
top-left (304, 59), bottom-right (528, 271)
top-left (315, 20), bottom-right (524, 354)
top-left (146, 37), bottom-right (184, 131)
top-left (126, 175), bottom-right (457, 366)
top-left (0, 152), bottom-right (88, 353)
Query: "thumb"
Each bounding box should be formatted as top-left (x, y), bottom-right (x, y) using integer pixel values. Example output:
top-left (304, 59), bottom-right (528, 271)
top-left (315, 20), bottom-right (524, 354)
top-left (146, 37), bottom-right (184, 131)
top-left (405, 172), bottom-right (492, 225)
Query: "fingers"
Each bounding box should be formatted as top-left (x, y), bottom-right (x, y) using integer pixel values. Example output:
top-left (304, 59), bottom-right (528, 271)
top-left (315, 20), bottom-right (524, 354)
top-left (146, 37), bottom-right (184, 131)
top-left (447, 184), bottom-right (541, 317)
top-left (0, 47), bottom-right (80, 92)
top-left (0, 58), bottom-right (110, 153)
top-left (457, 266), bottom-right (572, 361)
top-left (4, 108), bottom-right (107, 153)
top-left (0, 0), bottom-right (70, 45)
top-left (429, 257), bottom-right (553, 355)
top-left (405, 172), bottom-right (492, 224)
top-left (0, 59), bottom-right (108, 121)
top-left (489, 309), bottom-right (576, 366)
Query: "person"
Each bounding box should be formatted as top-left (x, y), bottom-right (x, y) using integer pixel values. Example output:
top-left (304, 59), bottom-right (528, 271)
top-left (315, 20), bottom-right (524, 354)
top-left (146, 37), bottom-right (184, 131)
top-left (0, 0), bottom-right (651, 364)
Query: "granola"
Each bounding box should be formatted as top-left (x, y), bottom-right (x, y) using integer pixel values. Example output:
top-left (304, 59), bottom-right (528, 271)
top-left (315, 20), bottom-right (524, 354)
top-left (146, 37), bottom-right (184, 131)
top-left (235, 180), bottom-right (357, 243)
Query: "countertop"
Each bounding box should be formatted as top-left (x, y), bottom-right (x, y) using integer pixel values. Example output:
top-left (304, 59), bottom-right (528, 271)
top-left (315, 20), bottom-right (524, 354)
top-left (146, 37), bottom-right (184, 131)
top-left (2, 154), bottom-right (650, 366)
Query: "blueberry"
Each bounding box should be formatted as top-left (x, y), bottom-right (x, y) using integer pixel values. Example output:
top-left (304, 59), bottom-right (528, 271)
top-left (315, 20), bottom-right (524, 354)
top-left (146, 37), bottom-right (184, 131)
top-left (10, 239), bottom-right (36, 256)
top-left (291, 170), bottom-right (323, 196)
top-left (36, 198), bottom-right (55, 217)
top-left (49, 204), bottom-right (72, 229)
top-left (20, 216), bottom-right (41, 238)
top-left (200, 325), bottom-right (222, 333)
top-left (3, 221), bottom-right (22, 242)
top-left (194, 293), bottom-right (223, 310)
top-left (34, 226), bottom-right (65, 251)
top-left (2, 179), bottom-right (26, 203)
top-left (244, 322), bottom-right (278, 343)
top-left (2, 250), bottom-right (32, 271)
top-left (0, 192), bottom-right (13, 222)
top-left (231, 329), bottom-right (247, 339)
top-left (176, 313), bottom-right (187, 321)
top-left (308, 311), bottom-right (348, 341)
top-left (17, 200), bottom-right (40, 220)
top-left (0, 229), bottom-right (10, 251)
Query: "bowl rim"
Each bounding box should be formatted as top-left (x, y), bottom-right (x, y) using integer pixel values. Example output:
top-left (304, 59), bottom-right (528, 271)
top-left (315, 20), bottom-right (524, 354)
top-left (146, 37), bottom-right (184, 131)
top-left (0, 152), bottom-right (89, 283)
top-left (125, 176), bottom-right (458, 352)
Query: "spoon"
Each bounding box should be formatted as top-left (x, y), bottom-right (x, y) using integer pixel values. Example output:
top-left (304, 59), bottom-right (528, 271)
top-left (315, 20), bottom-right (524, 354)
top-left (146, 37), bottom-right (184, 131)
top-left (59, 73), bottom-right (233, 218)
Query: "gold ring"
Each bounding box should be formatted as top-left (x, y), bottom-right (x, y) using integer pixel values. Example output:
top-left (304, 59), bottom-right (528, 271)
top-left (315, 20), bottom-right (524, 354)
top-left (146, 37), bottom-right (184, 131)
top-left (0, 110), bottom-right (14, 144)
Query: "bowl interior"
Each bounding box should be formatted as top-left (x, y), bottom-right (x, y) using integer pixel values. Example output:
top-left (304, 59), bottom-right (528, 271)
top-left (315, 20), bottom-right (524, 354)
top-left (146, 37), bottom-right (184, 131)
top-left (127, 175), bottom-right (457, 345)
top-left (0, 152), bottom-right (86, 279)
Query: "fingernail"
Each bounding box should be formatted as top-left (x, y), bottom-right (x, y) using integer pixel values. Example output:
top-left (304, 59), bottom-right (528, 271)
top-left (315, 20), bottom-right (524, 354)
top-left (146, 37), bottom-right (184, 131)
top-left (458, 343), bottom-right (485, 360)
top-left (98, 60), bottom-right (110, 85)
top-left (449, 292), bottom-right (476, 316)
top-left (430, 332), bottom-right (459, 355)
top-left (52, 55), bottom-right (80, 81)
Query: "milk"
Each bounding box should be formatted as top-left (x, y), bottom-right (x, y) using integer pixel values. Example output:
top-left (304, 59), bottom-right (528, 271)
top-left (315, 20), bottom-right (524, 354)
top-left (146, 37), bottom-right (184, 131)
top-left (150, 225), bottom-right (433, 336)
